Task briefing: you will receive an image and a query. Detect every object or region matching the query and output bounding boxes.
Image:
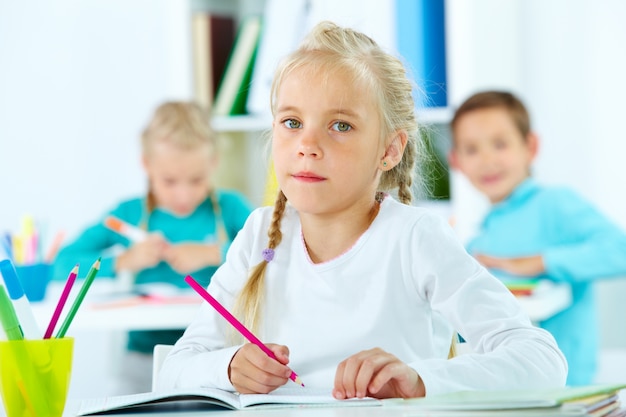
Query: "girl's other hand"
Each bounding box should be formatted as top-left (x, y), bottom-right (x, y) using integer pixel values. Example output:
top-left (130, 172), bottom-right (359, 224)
top-left (229, 343), bottom-right (292, 394)
top-left (115, 233), bottom-right (168, 273)
top-left (333, 348), bottom-right (425, 400)
top-left (163, 243), bottom-right (221, 274)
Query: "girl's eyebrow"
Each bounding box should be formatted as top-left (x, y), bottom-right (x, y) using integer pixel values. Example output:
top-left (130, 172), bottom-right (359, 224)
top-left (275, 105), bottom-right (362, 120)
top-left (328, 108), bottom-right (361, 120)
top-left (275, 105), bottom-right (299, 114)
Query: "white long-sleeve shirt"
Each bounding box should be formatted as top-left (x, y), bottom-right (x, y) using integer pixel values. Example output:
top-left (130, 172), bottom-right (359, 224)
top-left (159, 196), bottom-right (567, 396)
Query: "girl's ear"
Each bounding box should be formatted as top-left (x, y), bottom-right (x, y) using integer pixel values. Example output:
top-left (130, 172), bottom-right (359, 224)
top-left (141, 154), bottom-right (149, 171)
top-left (448, 150), bottom-right (459, 170)
top-left (381, 131), bottom-right (408, 170)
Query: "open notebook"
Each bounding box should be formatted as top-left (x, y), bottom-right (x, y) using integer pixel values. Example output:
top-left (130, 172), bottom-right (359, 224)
top-left (78, 387), bottom-right (381, 414)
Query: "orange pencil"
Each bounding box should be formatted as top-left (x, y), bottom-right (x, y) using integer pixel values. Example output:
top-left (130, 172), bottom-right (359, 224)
top-left (45, 231), bottom-right (65, 262)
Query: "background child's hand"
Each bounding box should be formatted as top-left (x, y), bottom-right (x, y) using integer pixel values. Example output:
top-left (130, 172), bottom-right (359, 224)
top-left (163, 243), bottom-right (222, 274)
top-left (475, 254), bottom-right (545, 277)
top-left (333, 348), bottom-right (425, 399)
top-left (115, 234), bottom-right (168, 273)
top-left (228, 343), bottom-right (292, 394)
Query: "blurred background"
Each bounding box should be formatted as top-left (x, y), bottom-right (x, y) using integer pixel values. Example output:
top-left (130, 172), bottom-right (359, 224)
top-left (1, 0), bottom-right (625, 397)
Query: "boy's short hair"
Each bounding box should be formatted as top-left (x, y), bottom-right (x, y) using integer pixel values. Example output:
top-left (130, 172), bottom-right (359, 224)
top-left (450, 91), bottom-right (531, 141)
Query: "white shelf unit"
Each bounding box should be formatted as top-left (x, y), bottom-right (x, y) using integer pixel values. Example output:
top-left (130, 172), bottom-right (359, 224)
top-left (212, 115), bottom-right (271, 133)
top-left (211, 107), bottom-right (452, 133)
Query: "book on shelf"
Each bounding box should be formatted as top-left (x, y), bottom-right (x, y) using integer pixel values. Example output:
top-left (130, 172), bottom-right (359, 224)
top-left (191, 13), bottom-right (236, 110)
top-left (213, 15), bottom-right (262, 116)
top-left (395, 0), bottom-right (448, 108)
top-left (392, 383), bottom-right (626, 416)
top-left (245, 0), bottom-right (309, 117)
top-left (77, 387), bottom-right (380, 414)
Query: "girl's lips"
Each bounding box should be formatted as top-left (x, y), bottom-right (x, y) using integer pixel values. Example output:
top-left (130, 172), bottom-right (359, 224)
top-left (293, 171), bottom-right (325, 182)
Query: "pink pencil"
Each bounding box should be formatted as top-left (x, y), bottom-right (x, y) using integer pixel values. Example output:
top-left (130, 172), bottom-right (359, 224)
top-left (44, 264), bottom-right (78, 339)
top-left (185, 275), bottom-right (304, 387)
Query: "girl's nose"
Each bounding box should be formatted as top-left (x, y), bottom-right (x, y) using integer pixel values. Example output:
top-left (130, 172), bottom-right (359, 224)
top-left (297, 128), bottom-right (322, 158)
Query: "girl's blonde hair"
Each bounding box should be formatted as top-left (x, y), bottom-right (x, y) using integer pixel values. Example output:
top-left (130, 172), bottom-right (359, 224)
top-left (231, 21), bottom-right (428, 342)
top-left (141, 102), bottom-right (223, 233)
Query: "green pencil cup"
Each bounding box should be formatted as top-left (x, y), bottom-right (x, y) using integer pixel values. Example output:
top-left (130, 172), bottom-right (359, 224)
top-left (15, 263), bottom-right (52, 302)
top-left (0, 337), bottom-right (74, 417)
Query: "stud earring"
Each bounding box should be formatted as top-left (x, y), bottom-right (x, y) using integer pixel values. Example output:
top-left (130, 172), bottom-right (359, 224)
top-left (382, 161), bottom-right (388, 167)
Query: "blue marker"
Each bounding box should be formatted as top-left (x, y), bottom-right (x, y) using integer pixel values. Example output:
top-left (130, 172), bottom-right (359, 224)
top-left (0, 260), bottom-right (41, 339)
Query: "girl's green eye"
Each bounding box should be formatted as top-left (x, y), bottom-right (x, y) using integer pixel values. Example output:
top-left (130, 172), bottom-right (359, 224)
top-left (283, 119), bottom-right (302, 129)
top-left (333, 121), bottom-right (351, 132)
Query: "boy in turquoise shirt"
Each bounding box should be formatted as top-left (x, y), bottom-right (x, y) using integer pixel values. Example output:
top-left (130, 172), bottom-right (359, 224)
top-left (449, 91), bottom-right (626, 385)
top-left (53, 102), bottom-right (253, 393)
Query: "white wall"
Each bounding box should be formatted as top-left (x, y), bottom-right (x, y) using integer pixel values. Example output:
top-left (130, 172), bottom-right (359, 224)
top-left (447, 0), bottom-right (626, 348)
top-left (0, 0), bottom-right (193, 243)
top-left (0, 0), bottom-right (194, 399)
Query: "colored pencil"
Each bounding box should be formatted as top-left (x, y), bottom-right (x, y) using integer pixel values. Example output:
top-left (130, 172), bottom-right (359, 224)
top-left (44, 264), bottom-right (78, 339)
top-left (45, 230), bottom-right (65, 263)
top-left (55, 258), bottom-right (100, 338)
top-left (184, 275), bottom-right (304, 387)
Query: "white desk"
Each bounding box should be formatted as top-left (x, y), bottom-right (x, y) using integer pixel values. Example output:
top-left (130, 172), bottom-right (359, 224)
top-left (31, 281), bottom-right (201, 332)
top-left (32, 279), bottom-right (571, 333)
top-left (60, 401), bottom-right (597, 417)
top-left (516, 281), bottom-right (572, 323)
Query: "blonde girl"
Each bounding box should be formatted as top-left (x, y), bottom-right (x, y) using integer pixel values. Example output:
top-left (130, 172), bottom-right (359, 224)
top-left (160, 23), bottom-right (566, 398)
top-left (53, 101), bottom-right (253, 393)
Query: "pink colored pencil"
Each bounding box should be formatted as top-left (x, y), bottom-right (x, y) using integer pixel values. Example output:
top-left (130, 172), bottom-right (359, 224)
top-left (185, 275), bottom-right (304, 387)
top-left (44, 264), bottom-right (78, 339)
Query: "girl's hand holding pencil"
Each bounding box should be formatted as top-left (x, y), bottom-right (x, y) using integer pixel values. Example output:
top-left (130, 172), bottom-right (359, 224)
top-left (229, 341), bottom-right (296, 394)
top-left (185, 275), bottom-right (304, 394)
top-left (104, 216), bottom-right (170, 274)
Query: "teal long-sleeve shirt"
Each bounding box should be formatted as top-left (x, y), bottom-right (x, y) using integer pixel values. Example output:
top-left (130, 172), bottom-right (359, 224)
top-left (53, 190), bottom-right (253, 353)
top-left (466, 178), bottom-right (626, 386)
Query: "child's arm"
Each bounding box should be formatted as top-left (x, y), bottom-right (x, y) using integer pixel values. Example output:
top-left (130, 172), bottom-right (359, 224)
top-left (52, 221), bottom-right (120, 279)
top-left (474, 188), bottom-right (626, 282)
top-left (541, 188), bottom-right (626, 283)
top-left (408, 214), bottom-right (567, 396)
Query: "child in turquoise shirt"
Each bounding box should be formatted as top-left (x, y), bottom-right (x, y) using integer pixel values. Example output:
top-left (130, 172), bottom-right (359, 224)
top-left (449, 91), bottom-right (626, 386)
top-left (53, 101), bottom-right (253, 393)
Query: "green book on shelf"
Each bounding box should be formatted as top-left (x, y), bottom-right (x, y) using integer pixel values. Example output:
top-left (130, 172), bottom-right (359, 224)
top-left (213, 15), bottom-right (262, 116)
